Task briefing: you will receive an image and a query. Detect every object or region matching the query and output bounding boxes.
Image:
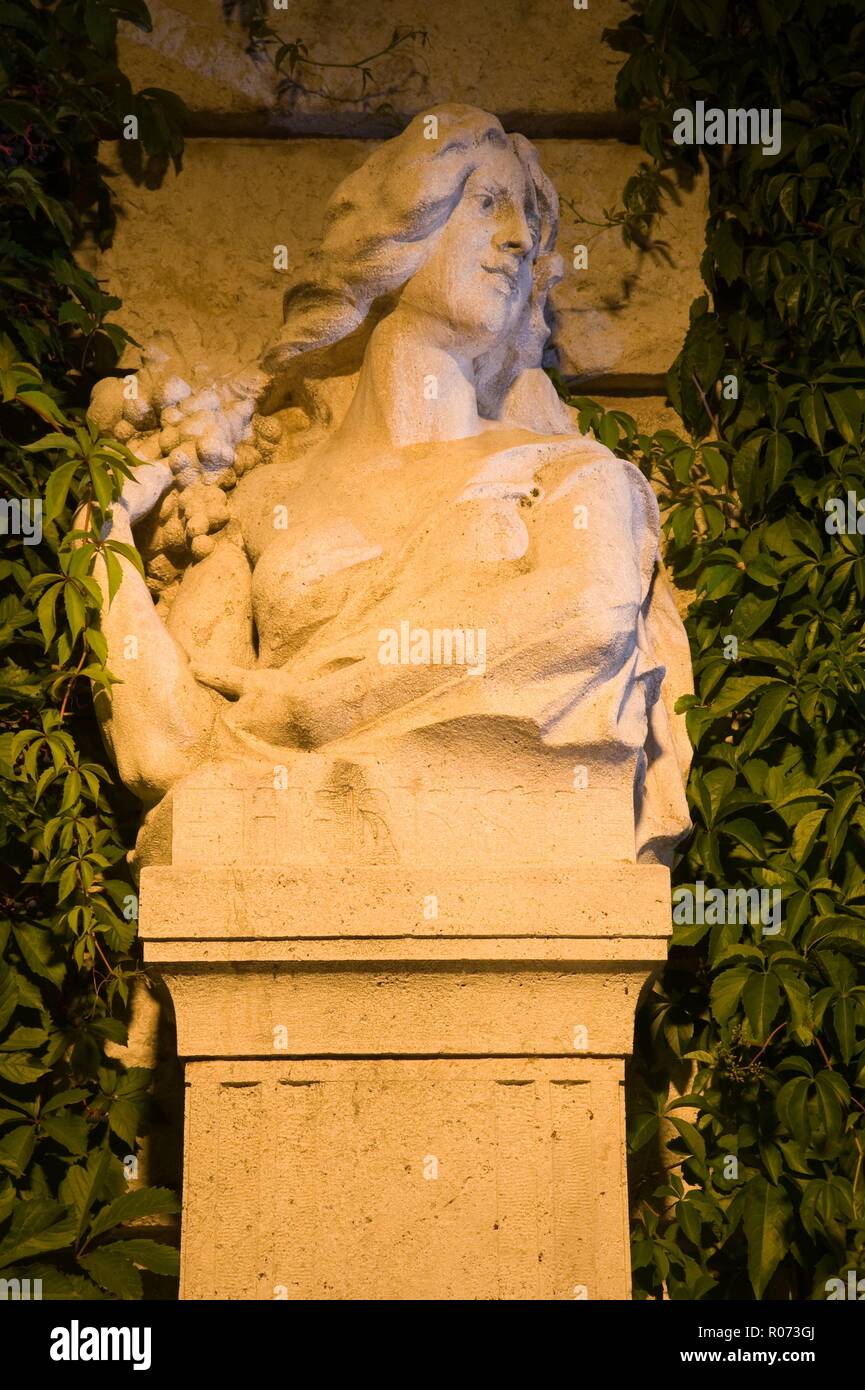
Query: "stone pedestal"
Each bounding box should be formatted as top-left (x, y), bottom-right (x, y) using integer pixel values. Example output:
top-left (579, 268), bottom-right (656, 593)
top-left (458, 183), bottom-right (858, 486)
top-left (139, 789), bottom-right (671, 1300)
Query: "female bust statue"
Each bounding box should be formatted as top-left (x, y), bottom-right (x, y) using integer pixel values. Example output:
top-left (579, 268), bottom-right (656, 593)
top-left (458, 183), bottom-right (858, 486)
top-left (86, 105), bottom-right (691, 871)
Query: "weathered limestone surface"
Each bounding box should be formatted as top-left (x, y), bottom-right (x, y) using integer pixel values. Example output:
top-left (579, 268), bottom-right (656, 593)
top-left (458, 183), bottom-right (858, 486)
top-left (178, 1057), bottom-right (630, 1301)
top-left (140, 810), bottom-right (670, 1299)
top-left (119, 0), bottom-right (630, 129)
top-left (142, 864), bottom-right (670, 940)
top-left (98, 137), bottom-right (704, 382)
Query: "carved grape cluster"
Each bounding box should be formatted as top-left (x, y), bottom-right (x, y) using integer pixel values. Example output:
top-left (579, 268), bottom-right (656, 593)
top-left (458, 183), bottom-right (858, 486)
top-left (86, 355), bottom-right (290, 562)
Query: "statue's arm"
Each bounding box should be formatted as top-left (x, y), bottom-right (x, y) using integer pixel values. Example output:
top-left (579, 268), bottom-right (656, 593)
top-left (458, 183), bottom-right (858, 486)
top-left (84, 468), bottom-right (249, 804)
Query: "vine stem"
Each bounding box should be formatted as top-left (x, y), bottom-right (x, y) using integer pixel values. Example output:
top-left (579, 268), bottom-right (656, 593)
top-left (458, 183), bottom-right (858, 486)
top-left (285, 34), bottom-right (423, 73)
top-left (814, 1034), bottom-right (865, 1114)
top-left (690, 370), bottom-right (721, 439)
top-left (57, 498), bottom-right (98, 720)
top-left (58, 647), bottom-right (87, 719)
top-left (750, 1022), bottom-right (786, 1064)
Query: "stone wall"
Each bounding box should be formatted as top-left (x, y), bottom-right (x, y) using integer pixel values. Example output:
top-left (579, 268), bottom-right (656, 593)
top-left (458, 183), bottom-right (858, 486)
top-left (119, 0), bottom-right (631, 133)
top-left (99, 137), bottom-right (703, 387)
top-left (103, 0), bottom-right (707, 397)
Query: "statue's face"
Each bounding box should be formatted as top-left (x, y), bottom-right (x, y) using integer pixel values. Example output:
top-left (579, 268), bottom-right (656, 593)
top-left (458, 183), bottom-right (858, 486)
top-left (399, 145), bottom-right (539, 356)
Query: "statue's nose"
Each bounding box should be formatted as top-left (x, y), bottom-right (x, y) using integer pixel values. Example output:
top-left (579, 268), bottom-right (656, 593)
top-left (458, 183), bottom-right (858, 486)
top-left (497, 210), bottom-right (534, 258)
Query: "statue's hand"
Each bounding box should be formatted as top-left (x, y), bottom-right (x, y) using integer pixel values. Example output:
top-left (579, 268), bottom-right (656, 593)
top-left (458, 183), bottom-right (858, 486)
top-left (191, 662), bottom-right (318, 746)
top-left (191, 663), bottom-right (296, 705)
top-left (259, 331), bottom-right (291, 379)
top-left (190, 661), bottom-right (250, 699)
top-left (226, 364), bottom-right (271, 404)
top-left (115, 460), bottom-right (174, 528)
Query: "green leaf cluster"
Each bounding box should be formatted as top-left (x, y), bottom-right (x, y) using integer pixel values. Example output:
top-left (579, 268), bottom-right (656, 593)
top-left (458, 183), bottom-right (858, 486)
top-left (580, 0), bottom-right (865, 1299)
top-left (0, 0), bottom-right (185, 1298)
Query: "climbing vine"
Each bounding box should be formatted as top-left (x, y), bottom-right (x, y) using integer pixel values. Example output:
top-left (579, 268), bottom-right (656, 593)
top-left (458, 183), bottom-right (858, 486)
top-left (564, 0), bottom-right (865, 1299)
top-left (230, 0), bottom-right (429, 114)
top-left (0, 0), bottom-right (187, 1297)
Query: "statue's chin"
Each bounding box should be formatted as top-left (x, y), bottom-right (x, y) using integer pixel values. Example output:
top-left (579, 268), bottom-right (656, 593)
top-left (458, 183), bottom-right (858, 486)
top-left (426, 299), bottom-right (521, 359)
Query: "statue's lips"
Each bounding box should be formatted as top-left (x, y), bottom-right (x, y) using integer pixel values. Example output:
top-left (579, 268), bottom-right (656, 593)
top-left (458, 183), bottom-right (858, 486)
top-left (482, 263), bottom-right (519, 293)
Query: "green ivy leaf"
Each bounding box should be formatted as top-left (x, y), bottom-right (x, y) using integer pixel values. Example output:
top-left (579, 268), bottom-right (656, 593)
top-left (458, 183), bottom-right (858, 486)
top-left (743, 972), bottom-right (781, 1042)
top-left (0, 1124), bottom-right (35, 1177)
top-left (743, 1178), bottom-right (792, 1297)
top-left (87, 1186), bottom-right (181, 1240)
top-left (742, 684), bottom-right (790, 755)
top-left (0, 1053), bottom-right (50, 1086)
top-left (78, 1246), bottom-right (143, 1299)
top-left (40, 1114), bottom-right (89, 1156)
top-left (709, 965), bottom-right (752, 1023)
top-left (60, 1149), bottom-right (118, 1241)
top-left (100, 1237), bottom-right (180, 1277)
top-left (791, 809), bottom-right (827, 867)
top-left (0, 1199), bottom-right (76, 1270)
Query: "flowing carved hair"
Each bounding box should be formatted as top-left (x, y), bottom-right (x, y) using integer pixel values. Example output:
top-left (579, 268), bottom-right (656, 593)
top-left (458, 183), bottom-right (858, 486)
top-left (260, 105), bottom-right (562, 417)
top-left (134, 109), bottom-right (566, 595)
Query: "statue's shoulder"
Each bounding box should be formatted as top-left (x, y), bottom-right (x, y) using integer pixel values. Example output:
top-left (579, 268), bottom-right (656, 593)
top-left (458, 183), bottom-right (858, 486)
top-left (462, 423), bottom-right (654, 512)
top-left (490, 367), bottom-right (658, 514)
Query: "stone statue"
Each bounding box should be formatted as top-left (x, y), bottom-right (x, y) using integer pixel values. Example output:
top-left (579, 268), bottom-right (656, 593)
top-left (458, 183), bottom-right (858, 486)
top-left (84, 105), bottom-right (692, 872)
